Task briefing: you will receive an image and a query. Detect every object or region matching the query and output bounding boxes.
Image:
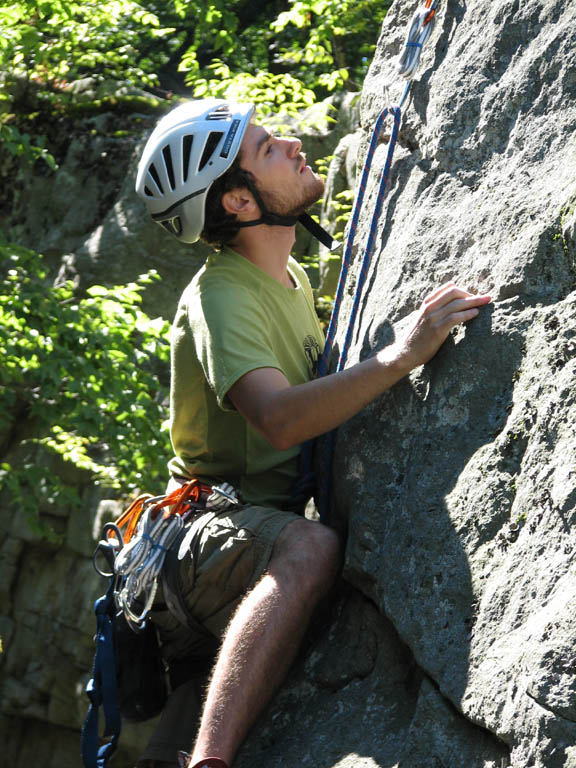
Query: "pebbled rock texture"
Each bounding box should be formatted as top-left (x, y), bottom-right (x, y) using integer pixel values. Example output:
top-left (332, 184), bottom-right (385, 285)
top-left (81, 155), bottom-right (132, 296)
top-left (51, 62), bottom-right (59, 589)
top-left (242, 0), bottom-right (576, 765)
top-left (321, 0), bottom-right (576, 766)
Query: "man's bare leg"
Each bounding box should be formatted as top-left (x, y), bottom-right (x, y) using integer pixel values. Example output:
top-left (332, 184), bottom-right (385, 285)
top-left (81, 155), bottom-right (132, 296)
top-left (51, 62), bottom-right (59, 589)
top-left (188, 518), bottom-right (340, 766)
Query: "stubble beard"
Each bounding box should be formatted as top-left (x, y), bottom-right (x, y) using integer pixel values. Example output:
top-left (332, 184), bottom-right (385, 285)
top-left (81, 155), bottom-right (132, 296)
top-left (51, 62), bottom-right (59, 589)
top-left (257, 173), bottom-right (326, 218)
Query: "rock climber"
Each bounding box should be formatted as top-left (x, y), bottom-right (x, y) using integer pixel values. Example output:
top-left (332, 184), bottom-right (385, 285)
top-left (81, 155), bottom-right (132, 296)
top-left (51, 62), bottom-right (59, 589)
top-left (134, 99), bottom-right (491, 768)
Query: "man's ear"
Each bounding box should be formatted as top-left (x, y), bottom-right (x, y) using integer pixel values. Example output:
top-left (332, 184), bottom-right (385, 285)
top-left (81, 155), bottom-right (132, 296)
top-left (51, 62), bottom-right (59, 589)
top-left (221, 188), bottom-right (258, 218)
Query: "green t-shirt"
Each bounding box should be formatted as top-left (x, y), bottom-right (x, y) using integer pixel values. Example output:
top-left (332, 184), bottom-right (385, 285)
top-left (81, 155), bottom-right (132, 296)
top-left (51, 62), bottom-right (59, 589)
top-left (168, 246), bottom-right (325, 509)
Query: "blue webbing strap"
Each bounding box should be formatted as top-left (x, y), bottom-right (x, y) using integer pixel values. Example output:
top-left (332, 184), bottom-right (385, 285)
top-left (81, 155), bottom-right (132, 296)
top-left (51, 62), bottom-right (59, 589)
top-left (81, 580), bottom-right (121, 768)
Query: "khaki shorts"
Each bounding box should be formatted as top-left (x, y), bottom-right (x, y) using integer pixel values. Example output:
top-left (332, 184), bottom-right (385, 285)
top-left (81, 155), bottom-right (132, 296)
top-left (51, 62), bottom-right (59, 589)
top-left (140, 502), bottom-right (300, 763)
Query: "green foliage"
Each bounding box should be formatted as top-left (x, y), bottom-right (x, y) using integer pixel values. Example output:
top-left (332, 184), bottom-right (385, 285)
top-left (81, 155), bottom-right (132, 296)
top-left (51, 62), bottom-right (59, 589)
top-left (181, 0), bottom-right (391, 111)
top-left (191, 61), bottom-right (317, 122)
top-left (271, 0), bottom-right (383, 92)
top-left (331, 189), bottom-right (355, 225)
top-left (0, 1), bottom-right (173, 90)
top-left (0, 241), bottom-right (171, 536)
top-left (0, 1), bottom-right (175, 168)
top-left (0, 123), bottom-right (58, 170)
top-left (1, 0), bottom-right (391, 123)
top-left (0, 0), bottom-right (391, 208)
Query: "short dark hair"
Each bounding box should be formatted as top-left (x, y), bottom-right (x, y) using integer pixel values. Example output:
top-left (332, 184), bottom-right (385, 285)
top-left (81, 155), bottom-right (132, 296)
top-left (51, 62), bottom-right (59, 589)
top-left (200, 156), bottom-right (255, 250)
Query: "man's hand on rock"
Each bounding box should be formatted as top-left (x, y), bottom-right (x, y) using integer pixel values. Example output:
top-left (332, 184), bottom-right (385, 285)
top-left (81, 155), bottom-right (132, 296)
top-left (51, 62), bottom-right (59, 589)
top-left (385, 282), bottom-right (491, 373)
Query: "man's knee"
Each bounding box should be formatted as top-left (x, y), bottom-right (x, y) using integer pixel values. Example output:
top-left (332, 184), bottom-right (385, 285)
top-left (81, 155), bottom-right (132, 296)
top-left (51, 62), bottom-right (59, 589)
top-left (270, 519), bottom-right (340, 597)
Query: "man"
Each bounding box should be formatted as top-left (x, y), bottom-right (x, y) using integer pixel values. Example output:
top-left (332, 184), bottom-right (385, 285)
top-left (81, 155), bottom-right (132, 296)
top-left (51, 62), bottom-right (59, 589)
top-left (135, 99), bottom-right (490, 768)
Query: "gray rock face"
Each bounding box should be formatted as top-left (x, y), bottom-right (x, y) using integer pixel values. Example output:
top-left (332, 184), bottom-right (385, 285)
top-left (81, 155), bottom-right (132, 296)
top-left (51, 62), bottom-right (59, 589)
top-left (323, 0), bottom-right (575, 765)
top-left (1, 0), bottom-right (575, 765)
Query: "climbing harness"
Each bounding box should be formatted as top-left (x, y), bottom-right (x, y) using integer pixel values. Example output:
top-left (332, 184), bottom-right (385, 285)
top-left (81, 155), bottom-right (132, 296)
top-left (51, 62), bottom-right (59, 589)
top-left (303, 0), bottom-right (440, 521)
top-left (93, 480), bottom-right (238, 630)
top-left (94, 480), bottom-right (210, 629)
top-left (82, 479), bottom-right (239, 767)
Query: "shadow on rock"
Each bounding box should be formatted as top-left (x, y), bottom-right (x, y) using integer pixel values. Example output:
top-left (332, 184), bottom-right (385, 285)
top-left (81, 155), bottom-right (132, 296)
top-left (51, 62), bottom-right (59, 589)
top-left (328, 303), bottom-right (523, 750)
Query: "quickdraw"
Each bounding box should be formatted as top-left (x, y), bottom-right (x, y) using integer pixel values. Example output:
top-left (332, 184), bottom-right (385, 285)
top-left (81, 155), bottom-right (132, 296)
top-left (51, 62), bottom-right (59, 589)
top-left (385, 0), bottom-right (439, 91)
top-left (108, 477), bottom-right (214, 545)
top-left (93, 479), bottom-right (236, 630)
top-left (83, 478), bottom-right (239, 768)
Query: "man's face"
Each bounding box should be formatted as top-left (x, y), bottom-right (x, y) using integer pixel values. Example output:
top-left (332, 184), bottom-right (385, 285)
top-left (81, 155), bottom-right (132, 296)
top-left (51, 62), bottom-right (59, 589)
top-left (238, 122), bottom-right (325, 217)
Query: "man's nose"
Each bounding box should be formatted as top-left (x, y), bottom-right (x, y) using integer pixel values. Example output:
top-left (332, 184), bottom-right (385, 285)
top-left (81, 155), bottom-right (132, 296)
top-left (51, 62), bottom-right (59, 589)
top-left (284, 136), bottom-right (302, 157)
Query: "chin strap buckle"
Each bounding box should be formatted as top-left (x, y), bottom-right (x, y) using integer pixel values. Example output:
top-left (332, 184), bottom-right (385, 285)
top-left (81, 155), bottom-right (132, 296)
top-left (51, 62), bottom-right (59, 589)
top-left (298, 212), bottom-right (341, 252)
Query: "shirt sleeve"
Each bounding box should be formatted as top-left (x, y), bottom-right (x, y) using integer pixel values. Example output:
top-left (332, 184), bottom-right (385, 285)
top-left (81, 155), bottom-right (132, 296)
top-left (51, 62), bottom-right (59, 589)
top-left (189, 282), bottom-right (282, 411)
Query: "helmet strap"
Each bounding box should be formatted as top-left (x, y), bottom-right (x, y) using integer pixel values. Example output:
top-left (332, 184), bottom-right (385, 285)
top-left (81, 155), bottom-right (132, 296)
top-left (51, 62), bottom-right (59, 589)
top-left (234, 178), bottom-right (340, 251)
top-left (298, 212), bottom-right (341, 252)
top-left (234, 179), bottom-right (299, 229)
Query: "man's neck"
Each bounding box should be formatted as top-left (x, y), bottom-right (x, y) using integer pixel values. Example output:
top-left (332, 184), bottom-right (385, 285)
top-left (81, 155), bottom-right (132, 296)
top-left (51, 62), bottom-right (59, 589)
top-left (230, 225), bottom-right (296, 288)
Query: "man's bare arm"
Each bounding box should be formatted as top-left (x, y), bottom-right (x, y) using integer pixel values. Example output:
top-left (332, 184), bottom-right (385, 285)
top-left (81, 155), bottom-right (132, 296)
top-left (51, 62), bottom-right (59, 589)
top-left (228, 283), bottom-right (491, 450)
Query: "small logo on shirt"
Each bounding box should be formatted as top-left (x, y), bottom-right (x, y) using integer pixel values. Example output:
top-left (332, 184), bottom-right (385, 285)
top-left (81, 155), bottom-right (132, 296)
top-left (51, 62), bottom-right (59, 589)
top-left (303, 335), bottom-right (320, 377)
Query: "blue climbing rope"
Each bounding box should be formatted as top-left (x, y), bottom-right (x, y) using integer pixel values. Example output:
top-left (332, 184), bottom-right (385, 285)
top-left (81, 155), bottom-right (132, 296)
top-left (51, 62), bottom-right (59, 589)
top-left (316, 104), bottom-right (402, 521)
top-left (317, 104), bottom-right (403, 380)
top-left (302, 0), bottom-right (440, 522)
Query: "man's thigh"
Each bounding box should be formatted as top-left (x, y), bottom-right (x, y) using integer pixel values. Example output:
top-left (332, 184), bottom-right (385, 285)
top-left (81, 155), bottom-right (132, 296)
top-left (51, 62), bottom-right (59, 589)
top-left (153, 504), bottom-right (301, 663)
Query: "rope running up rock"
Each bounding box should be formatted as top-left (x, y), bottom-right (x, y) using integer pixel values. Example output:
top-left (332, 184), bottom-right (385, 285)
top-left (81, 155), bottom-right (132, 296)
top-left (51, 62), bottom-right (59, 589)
top-left (303, 0), bottom-right (440, 521)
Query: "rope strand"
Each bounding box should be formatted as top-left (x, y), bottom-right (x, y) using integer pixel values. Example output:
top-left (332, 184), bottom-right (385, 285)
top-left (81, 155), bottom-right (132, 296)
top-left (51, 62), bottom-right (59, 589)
top-left (302, 0), bottom-right (441, 521)
top-left (317, 106), bottom-right (402, 521)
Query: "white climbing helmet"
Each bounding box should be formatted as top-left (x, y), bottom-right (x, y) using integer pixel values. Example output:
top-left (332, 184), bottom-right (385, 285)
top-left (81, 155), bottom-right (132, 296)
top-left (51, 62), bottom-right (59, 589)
top-left (135, 99), bottom-right (255, 243)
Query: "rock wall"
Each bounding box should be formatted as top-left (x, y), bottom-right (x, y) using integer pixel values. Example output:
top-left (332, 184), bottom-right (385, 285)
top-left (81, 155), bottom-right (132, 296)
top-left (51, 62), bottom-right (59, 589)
top-left (1, 0), bottom-right (576, 765)
top-left (322, 0), bottom-right (575, 765)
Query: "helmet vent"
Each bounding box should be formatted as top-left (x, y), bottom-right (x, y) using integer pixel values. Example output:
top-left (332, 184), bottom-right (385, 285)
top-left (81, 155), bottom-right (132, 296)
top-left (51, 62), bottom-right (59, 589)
top-left (208, 104), bottom-right (231, 120)
top-left (162, 145), bottom-right (176, 190)
top-left (160, 217), bottom-right (182, 236)
top-left (199, 131), bottom-right (224, 172)
top-left (182, 134), bottom-right (194, 182)
top-left (148, 163), bottom-right (164, 194)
